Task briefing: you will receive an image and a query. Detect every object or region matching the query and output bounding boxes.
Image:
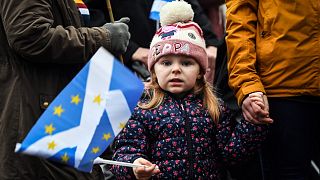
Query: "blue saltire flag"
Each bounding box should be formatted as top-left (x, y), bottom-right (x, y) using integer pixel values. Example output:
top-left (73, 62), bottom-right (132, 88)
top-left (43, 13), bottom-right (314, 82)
top-left (15, 47), bottom-right (144, 172)
top-left (149, 0), bottom-right (173, 21)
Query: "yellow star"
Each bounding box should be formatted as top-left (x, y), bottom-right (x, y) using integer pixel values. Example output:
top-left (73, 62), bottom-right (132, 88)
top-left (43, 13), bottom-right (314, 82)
top-left (61, 153), bottom-right (69, 163)
top-left (119, 122), bottom-right (126, 129)
top-left (91, 147), bottom-right (100, 154)
top-left (71, 94), bottom-right (81, 105)
top-left (45, 123), bottom-right (56, 135)
top-left (93, 94), bottom-right (102, 105)
top-left (53, 105), bottom-right (64, 117)
top-left (102, 133), bottom-right (112, 141)
top-left (48, 141), bottom-right (56, 150)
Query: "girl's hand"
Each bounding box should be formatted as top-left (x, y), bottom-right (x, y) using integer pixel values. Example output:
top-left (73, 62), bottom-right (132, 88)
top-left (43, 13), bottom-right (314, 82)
top-left (133, 158), bottom-right (160, 180)
top-left (242, 92), bottom-right (273, 124)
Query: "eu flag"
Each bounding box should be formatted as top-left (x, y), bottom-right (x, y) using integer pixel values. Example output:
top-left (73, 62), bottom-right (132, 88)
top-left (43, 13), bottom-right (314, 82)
top-left (15, 47), bottom-right (144, 172)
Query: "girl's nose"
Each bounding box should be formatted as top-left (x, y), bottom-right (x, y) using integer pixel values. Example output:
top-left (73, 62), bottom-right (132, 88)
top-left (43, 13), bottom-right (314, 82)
top-left (171, 63), bottom-right (181, 74)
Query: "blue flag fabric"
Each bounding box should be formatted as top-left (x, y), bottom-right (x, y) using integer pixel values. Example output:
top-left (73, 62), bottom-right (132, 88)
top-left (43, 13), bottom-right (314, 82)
top-left (15, 47), bottom-right (144, 172)
top-left (149, 0), bottom-right (173, 21)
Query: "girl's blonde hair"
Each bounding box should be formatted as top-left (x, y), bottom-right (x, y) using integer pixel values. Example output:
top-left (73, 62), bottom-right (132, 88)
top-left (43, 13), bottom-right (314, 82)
top-left (138, 72), bottom-right (220, 124)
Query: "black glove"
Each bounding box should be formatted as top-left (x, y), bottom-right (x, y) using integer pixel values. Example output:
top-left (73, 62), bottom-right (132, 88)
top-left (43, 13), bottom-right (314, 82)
top-left (103, 17), bottom-right (131, 54)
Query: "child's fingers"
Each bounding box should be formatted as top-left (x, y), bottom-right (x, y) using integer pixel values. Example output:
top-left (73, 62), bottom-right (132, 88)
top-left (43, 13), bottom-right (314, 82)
top-left (242, 97), bottom-right (259, 123)
top-left (242, 104), bottom-right (262, 124)
top-left (134, 165), bottom-right (159, 179)
top-left (133, 166), bottom-right (152, 179)
top-left (133, 159), bottom-right (160, 179)
top-left (133, 158), bottom-right (153, 179)
top-left (153, 165), bottom-right (161, 174)
top-left (138, 158), bottom-right (153, 166)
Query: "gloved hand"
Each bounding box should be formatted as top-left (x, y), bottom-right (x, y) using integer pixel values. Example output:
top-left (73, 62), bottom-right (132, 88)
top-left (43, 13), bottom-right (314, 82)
top-left (103, 17), bottom-right (131, 54)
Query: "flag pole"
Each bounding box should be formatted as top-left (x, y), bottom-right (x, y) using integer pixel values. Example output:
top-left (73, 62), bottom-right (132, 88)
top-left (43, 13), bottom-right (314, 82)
top-left (94, 157), bottom-right (159, 169)
top-left (106, 0), bottom-right (124, 64)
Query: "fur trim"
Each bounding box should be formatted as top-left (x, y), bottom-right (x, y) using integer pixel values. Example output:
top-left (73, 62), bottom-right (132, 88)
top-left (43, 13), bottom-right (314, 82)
top-left (160, 0), bottom-right (194, 26)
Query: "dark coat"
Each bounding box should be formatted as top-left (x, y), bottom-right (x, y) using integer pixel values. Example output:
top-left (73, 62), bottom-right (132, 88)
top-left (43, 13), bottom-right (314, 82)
top-left (111, 92), bottom-right (268, 179)
top-left (0, 0), bottom-right (112, 179)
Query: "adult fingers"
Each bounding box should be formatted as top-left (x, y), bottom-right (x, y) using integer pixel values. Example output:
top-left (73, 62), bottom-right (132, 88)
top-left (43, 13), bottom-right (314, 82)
top-left (242, 103), bottom-right (261, 124)
top-left (116, 17), bottom-right (130, 24)
top-left (263, 95), bottom-right (270, 112)
top-left (258, 116), bottom-right (274, 124)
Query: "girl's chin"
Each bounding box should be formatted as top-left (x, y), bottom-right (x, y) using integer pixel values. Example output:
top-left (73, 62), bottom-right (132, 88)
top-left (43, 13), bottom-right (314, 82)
top-left (167, 89), bottom-right (189, 96)
top-left (167, 88), bottom-right (185, 94)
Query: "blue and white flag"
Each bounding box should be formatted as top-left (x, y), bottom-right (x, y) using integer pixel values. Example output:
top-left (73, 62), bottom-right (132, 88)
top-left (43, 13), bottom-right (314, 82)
top-left (15, 47), bottom-right (144, 172)
top-left (149, 0), bottom-right (173, 21)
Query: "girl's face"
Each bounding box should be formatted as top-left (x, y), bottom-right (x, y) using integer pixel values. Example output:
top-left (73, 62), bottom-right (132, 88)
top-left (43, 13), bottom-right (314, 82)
top-left (154, 55), bottom-right (201, 94)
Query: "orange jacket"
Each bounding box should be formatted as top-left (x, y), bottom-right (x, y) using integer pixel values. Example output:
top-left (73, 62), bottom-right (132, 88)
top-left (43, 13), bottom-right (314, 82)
top-left (226, 0), bottom-right (320, 105)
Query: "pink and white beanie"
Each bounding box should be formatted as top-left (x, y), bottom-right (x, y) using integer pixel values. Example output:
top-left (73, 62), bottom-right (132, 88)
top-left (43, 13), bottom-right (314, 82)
top-left (148, 0), bottom-right (208, 73)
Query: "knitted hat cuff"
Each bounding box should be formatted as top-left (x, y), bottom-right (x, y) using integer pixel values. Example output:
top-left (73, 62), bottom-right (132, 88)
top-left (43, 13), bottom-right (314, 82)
top-left (148, 39), bottom-right (208, 73)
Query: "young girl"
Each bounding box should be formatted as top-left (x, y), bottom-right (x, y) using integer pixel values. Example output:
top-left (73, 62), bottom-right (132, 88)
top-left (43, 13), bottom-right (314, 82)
top-left (110, 1), bottom-right (268, 179)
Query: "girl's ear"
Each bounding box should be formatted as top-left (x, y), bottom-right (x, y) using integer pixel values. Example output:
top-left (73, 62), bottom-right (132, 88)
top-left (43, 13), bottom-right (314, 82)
top-left (197, 74), bottom-right (202, 79)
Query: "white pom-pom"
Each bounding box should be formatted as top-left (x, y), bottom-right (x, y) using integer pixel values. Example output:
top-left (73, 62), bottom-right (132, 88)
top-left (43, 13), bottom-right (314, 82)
top-left (160, 0), bottom-right (194, 26)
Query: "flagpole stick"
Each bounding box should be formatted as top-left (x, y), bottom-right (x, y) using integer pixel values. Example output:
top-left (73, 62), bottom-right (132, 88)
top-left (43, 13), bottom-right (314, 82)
top-left (106, 0), bottom-right (124, 64)
top-left (94, 157), bottom-right (159, 169)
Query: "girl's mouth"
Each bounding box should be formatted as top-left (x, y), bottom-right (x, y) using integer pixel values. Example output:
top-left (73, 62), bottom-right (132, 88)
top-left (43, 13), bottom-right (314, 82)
top-left (169, 78), bottom-right (183, 82)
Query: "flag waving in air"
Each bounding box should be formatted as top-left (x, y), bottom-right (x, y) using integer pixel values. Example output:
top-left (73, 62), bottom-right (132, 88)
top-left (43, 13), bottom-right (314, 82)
top-left (15, 47), bottom-right (144, 172)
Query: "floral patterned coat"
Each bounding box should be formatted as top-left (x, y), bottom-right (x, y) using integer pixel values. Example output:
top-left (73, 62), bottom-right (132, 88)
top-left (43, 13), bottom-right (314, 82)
top-left (110, 92), bottom-right (268, 179)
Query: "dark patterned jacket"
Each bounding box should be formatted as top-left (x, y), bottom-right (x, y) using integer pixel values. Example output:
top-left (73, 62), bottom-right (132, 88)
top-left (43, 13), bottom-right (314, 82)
top-left (111, 92), bottom-right (268, 179)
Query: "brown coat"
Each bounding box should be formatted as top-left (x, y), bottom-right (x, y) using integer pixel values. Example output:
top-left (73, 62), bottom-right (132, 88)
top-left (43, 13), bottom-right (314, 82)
top-left (0, 0), bottom-right (111, 179)
top-left (226, 0), bottom-right (320, 105)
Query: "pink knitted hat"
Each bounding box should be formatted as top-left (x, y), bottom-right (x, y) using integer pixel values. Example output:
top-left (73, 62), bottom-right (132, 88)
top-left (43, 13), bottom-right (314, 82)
top-left (148, 0), bottom-right (208, 73)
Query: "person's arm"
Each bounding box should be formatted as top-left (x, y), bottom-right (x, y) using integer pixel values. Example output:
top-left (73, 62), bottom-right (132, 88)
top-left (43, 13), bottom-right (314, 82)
top-left (225, 0), bottom-right (265, 105)
top-left (110, 107), bottom-right (151, 179)
top-left (215, 100), bottom-right (269, 165)
top-left (1, 0), bottom-right (112, 63)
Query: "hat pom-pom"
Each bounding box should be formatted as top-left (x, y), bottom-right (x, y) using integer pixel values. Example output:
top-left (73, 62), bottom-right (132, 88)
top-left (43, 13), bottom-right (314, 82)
top-left (160, 0), bottom-right (194, 26)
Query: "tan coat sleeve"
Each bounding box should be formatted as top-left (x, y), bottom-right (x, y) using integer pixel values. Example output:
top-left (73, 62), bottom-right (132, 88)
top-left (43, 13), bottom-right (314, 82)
top-left (0, 0), bottom-right (111, 64)
top-left (225, 0), bottom-right (265, 105)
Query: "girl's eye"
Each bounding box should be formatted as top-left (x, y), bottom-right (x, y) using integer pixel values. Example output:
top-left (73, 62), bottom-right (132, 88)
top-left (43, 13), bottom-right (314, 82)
top-left (181, 61), bottom-right (193, 66)
top-left (161, 60), bottom-right (171, 66)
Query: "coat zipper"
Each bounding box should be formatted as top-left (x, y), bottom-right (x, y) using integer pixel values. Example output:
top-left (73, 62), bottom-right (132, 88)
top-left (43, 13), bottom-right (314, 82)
top-left (180, 103), bottom-right (194, 178)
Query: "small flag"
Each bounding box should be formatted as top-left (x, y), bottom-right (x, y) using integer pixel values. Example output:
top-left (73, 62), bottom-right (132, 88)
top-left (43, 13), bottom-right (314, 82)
top-left (15, 47), bottom-right (144, 172)
top-left (149, 0), bottom-right (173, 21)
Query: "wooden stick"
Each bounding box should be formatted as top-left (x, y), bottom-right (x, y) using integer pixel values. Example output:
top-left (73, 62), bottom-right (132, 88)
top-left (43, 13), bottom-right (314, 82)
top-left (106, 0), bottom-right (124, 64)
top-left (106, 0), bottom-right (115, 22)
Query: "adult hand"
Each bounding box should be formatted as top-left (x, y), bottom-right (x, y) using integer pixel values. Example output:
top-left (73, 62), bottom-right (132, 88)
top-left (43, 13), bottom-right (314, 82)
top-left (204, 46), bottom-right (217, 85)
top-left (103, 17), bottom-right (131, 54)
top-left (133, 158), bottom-right (160, 180)
top-left (132, 47), bottom-right (149, 66)
top-left (242, 92), bottom-right (273, 124)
